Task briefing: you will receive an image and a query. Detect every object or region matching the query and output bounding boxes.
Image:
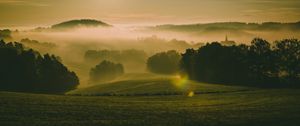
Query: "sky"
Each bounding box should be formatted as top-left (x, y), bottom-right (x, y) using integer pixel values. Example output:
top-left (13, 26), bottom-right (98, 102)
top-left (0, 0), bottom-right (300, 27)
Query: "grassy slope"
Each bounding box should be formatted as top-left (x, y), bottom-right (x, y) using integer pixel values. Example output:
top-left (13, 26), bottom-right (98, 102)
top-left (68, 75), bottom-right (253, 96)
top-left (1, 89), bottom-right (300, 126)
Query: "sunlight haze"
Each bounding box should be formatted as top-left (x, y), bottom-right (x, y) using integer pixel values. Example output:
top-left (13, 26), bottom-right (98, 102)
top-left (0, 0), bottom-right (300, 26)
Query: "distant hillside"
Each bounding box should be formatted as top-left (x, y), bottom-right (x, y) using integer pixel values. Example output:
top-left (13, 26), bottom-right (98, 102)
top-left (51, 19), bottom-right (111, 29)
top-left (152, 21), bottom-right (300, 33)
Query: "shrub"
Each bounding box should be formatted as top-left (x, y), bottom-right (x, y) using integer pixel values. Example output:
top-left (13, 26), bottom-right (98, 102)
top-left (89, 60), bottom-right (124, 83)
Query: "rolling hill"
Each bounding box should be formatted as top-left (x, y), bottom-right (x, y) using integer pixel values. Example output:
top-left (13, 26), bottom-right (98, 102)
top-left (152, 21), bottom-right (300, 33)
top-left (146, 21), bottom-right (300, 42)
top-left (68, 74), bottom-right (253, 96)
top-left (51, 19), bottom-right (112, 30)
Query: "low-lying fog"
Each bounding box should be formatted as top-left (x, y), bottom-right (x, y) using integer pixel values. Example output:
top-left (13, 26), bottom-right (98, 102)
top-left (4, 24), bottom-right (300, 86)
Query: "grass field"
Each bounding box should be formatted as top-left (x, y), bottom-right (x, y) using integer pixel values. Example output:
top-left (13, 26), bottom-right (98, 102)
top-left (1, 89), bottom-right (300, 125)
top-left (1, 74), bottom-right (300, 126)
top-left (68, 74), bottom-right (253, 96)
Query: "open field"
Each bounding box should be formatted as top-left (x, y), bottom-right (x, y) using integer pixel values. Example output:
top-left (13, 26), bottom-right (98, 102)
top-left (1, 87), bottom-right (300, 126)
top-left (68, 76), bottom-right (253, 96)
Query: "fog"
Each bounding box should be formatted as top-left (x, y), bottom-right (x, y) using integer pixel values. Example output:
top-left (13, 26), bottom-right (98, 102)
top-left (4, 24), bottom-right (300, 87)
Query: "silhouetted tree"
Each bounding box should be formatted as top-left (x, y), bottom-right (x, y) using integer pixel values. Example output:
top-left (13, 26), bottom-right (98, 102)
top-left (180, 38), bottom-right (300, 87)
top-left (273, 39), bottom-right (300, 86)
top-left (147, 50), bottom-right (181, 74)
top-left (0, 40), bottom-right (79, 93)
top-left (0, 29), bottom-right (12, 40)
top-left (181, 42), bottom-right (250, 84)
top-left (89, 60), bottom-right (124, 83)
top-left (248, 38), bottom-right (275, 83)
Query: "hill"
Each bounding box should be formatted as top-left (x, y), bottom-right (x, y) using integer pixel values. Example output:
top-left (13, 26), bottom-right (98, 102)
top-left (152, 21), bottom-right (300, 33)
top-left (68, 74), bottom-right (253, 96)
top-left (51, 19), bottom-right (111, 29)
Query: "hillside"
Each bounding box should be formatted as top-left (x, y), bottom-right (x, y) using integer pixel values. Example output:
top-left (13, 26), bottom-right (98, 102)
top-left (51, 19), bottom-right (111, 29)
top-left (153, 21), bottom-right (300, 32)
top-left (68, 75), bottom-right (253, 96)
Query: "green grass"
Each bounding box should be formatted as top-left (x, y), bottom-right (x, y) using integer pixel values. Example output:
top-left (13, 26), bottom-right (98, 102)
top-left (1, 74), bottom-right (300, 126)
top-left (68, 76), bottom-right (253, 96)
top-left (1, 89), bottom-right (300, 126)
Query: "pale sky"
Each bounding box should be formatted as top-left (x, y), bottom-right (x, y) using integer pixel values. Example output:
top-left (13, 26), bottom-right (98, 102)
top-left (0, 0), bottom-right (300, 27)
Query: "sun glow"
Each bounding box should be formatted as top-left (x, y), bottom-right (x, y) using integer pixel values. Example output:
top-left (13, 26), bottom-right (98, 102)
top-left (172, 74), bottom-right (189, 89)
top-left (172, 74), bottom-right (195, 97)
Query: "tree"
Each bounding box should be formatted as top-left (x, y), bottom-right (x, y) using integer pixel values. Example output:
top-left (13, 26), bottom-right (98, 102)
top-left (89, 60), bottom-right (124, 83)
top-left (0, 29), bottom-right (12, 40)
top-left (248, 38), bottom-right (274, 82)
top-left (0, 41), bottom-right (79, 94)
top-left (180, 38), bottom-right (300, 87)
top-left (181, 42), bottom-right (250, 84)
top-left (180, 48), bottom-right (197, 79)
top-left (147, 50), bottom-right (181, 74)
top-left (274, 39), bottom-right (300, 85)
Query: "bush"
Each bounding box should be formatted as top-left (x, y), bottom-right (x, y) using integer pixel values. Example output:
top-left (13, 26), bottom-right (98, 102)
top-left (147, 50), bottom-right (181, 74)
top-left (0, 40), bottom-right (79, 94)
top-left (85, 49), bottom-right (147, 72)
top-left (89, 60), bottom-right (124, 83)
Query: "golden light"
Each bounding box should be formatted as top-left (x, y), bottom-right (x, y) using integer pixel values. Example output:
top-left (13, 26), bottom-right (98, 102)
top-left (171, 74), bottom-right (196, 97)
top-left (188, 91), bottom-right (195, 97)
top-left (171, 74), bottom-right (197, 97)
top-left (172, 74), bottom-right (189, 90)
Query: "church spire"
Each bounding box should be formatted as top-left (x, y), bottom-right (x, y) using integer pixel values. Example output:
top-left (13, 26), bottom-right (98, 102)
top-left (225, 35), bottom-right (228, 41)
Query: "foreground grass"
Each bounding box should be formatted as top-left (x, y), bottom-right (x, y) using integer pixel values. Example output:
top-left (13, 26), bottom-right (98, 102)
top-left (1, 89), bottom-right (300, 126)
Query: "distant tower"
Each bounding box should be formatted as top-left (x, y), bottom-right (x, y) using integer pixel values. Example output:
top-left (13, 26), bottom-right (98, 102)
top-left (221, 35), bottom-right (236, 46)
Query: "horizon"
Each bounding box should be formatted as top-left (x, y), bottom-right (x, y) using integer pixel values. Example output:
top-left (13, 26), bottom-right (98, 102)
top-left (2, 19), bottom-right (300, 31)
top-left (1, 0), bottom-right (300, 27)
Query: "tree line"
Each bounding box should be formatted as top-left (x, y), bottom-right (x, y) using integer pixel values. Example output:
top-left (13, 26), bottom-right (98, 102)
top-left (0, 29), bottom-right (12, 40)
top-left (1, 37), bottom-right (298, 92)
top-left (180, 38), bottom-right (300, 87)
top-left (0, 40), bottom-right (79, 93)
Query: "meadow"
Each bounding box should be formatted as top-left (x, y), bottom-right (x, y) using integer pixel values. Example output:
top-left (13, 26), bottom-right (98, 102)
top-left (1, 76), bottom-right (300, 126)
